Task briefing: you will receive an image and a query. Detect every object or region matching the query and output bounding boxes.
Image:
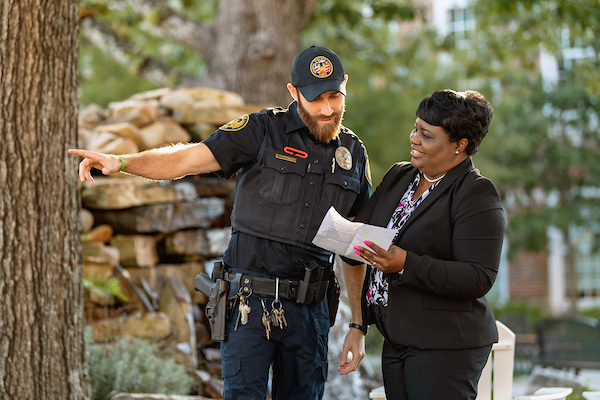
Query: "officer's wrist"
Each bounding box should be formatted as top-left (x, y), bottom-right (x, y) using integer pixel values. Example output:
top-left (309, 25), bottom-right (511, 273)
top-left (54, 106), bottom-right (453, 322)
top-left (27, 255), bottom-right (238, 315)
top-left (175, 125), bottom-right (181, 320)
top-left (349, 322), bottom-right (367, 334)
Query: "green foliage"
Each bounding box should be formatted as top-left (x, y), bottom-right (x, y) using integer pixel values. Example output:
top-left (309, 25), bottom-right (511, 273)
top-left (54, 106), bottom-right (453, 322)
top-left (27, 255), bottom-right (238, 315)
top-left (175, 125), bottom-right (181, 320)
top-left (86, 333), bottom-right (194, 400)
top-left (480, 66), bottom-right (600, 256)
top-left (310, 0), bottom-right (418, 27)
top-left (79, 37), bottom-right (160, 108)
top-left (473, 0), bottom-right (600, 63)
top-left (491, 300), bottom-right (547, 325)
top-left (580, 307), bottom-right (600, 320)
top-left (83, 272), bottom-right (129, 302)
top-left (365, 326), bottom-right (385, 355)
top-left (78, 0), bottom-right (209, 107)
top-left (461, 0), bottom-right (600, 267)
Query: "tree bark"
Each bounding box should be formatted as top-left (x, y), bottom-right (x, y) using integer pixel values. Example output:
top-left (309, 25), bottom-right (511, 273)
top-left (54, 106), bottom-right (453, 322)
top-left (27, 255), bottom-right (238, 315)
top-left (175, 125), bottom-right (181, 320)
top-left (563, 226), bottom-right (580, 314)
top-left (205, 0), bottom-right (318, 106)
top-left (0, 1), bottom-right (91, 398)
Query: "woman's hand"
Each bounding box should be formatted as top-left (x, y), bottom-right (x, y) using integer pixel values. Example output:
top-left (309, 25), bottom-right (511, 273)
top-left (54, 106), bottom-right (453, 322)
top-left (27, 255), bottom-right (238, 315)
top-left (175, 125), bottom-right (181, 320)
top-left (354, 241), bottom-right (407, 273)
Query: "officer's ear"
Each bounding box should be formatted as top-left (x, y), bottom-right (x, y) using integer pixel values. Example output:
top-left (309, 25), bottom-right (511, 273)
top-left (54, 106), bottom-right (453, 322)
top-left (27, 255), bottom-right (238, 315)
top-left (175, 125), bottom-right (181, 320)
top-left (287, 83), bottom-right (299, 102)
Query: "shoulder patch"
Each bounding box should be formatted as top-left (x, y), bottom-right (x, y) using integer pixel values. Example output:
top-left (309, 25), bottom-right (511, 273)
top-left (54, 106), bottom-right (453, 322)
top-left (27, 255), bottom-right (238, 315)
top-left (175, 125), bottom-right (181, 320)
top-left (365, 155), bottom-right (372, 186)
top-left (220, 114), bottom-right (249, 131)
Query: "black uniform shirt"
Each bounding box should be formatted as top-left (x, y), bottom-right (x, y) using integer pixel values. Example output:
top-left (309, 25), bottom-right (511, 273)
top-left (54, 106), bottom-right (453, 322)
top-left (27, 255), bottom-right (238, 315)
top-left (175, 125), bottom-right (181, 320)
top-left (203, 102), bottom-right (370, 279)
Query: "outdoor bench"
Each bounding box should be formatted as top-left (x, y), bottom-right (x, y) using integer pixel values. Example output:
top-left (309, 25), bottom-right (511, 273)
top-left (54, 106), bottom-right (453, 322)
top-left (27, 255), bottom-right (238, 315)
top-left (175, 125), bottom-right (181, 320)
top-left (535, 315), bottom-right (600, 374)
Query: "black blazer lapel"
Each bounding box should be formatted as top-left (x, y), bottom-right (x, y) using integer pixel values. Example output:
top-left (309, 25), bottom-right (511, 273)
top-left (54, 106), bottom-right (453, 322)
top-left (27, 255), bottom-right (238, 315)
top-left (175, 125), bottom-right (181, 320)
top-left (394, 157), bottom-right (474, 243)
top-left (373, 168), bottom-right (418, 227)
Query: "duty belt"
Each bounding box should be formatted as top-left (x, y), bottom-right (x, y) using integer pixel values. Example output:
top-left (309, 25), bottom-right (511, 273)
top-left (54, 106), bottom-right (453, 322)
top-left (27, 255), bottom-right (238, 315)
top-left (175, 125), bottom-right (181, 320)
top-left (239, 276), bottom-right (300, 300)
top-left (232, 263), bottom-right (332, 305)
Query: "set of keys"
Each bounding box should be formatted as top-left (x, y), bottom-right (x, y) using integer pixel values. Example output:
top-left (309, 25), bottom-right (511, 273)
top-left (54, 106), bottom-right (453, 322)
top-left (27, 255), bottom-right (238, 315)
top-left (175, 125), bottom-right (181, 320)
top-left (234, 291), bottom-right (251, 331)
top-left (233, 278), bottom-right (288, 340)
top-left (260, 277), bottom-right (288, 340)
top-left (260, 298), bottom-right (288, 340)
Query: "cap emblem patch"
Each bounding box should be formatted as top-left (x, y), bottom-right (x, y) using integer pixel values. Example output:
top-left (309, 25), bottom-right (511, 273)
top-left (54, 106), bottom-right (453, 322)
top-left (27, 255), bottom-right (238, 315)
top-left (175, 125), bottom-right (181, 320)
top-left (310, 56), bottom-right (333, 79)
top-left (219, 114), bottom-right (249, 131)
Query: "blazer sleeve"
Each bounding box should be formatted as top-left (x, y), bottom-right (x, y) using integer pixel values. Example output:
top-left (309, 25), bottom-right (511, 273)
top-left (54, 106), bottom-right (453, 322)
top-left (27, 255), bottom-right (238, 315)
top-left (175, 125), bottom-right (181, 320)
top-left (401, 175), bottom-right (506, 299)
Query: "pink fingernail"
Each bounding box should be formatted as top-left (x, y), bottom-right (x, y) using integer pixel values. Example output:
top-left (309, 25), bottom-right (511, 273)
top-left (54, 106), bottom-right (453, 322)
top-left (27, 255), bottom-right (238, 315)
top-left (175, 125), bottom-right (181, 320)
top-left (364, 241), bottom-right (371, 246)
top-left (354, 246), bottom-right (360, 251)
top-left (354, 250), bottom-right (360, 255)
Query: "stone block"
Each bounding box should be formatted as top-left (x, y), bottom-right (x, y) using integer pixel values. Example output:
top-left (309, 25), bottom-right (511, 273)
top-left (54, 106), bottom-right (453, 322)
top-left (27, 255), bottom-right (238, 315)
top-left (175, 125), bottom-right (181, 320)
top-left (96, 122), bottom-right (146, 151)
top-left (92, 198), bottom-right (226, 234)
top-left (81, 176), bottom-right (199, 210)
top-left (140, 117), bottom-right (191, 149)
top-left (110, 234), bottom-right (159, 268)
top-left (108, 99), bottom-right (160, 128)
top-left (82, 242), bottom-right (120, 265)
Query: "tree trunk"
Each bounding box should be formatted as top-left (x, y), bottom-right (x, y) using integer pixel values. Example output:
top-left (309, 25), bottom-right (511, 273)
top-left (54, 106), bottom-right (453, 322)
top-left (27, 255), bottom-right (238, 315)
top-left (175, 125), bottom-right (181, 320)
top-left (0, 1), bottom-right (91, 399)
top-left (206, 0), bottom-right (318, 106)
top-left (563, 226), bottom-right (580, 315)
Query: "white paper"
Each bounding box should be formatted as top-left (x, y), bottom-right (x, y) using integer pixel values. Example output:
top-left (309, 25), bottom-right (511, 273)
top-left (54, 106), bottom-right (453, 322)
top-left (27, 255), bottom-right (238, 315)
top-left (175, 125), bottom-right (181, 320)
top-left (312, 206), bottom-right (397, 262)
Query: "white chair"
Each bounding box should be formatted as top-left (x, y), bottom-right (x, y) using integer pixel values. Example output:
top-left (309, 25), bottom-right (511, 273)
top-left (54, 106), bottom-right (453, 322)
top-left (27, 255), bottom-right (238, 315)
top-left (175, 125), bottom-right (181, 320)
top-left (368, 321), bottom-right (573, 400)
top-left (514, 387), bottom-right (573, 400)
top-left (476, 320), bottom-right (516, 400)
top-left (583, 392), bottom-right (600, 400)
top-left (369, 386), bottom-right (385, 399)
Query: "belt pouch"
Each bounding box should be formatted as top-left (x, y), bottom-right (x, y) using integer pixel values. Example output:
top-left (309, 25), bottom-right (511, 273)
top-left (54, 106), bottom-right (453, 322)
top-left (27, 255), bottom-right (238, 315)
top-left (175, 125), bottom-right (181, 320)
top-left (296, 264), bottom-right (319, 304)
top-left (314, 265), bottom-right (330, 303)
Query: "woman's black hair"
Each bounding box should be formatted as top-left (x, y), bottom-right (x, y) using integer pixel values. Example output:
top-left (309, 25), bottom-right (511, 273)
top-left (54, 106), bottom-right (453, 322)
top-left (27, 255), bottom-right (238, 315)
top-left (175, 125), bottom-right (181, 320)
top-left (416, 89), bottom-right (493, 155)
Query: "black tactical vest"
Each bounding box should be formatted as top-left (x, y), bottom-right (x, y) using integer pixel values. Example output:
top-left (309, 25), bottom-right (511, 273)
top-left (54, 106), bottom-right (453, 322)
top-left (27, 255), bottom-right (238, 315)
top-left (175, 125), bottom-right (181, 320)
top-left (230, 107), bottom-right (369, 252)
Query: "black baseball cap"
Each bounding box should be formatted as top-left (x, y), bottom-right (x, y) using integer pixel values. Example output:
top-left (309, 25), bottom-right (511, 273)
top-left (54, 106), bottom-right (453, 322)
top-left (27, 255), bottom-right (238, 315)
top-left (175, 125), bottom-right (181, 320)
top-left (291, 46), bottom-right (346, 102)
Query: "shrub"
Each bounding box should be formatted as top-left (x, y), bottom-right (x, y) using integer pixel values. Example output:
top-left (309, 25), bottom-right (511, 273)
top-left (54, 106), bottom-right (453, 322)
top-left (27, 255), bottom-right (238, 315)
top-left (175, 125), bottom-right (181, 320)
top-left (87, 333), bottom-right (194, 400)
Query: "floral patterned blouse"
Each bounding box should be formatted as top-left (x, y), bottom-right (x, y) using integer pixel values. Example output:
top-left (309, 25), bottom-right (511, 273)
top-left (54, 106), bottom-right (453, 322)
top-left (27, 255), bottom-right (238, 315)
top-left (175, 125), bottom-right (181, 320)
top-left (366, 173), bottom-right (444, 307)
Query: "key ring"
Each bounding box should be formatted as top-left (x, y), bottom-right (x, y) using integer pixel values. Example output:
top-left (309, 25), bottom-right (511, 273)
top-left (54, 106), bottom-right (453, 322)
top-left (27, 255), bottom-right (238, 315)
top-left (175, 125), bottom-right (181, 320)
top-left (260, 297), bottom-right (269, 314)
top-left (272, 277), bottom-right (282, 309)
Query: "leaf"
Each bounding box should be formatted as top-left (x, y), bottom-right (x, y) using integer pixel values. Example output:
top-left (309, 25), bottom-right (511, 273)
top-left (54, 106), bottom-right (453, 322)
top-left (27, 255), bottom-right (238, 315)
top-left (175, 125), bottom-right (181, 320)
top-left (83, 272), bottom-right (129, 302)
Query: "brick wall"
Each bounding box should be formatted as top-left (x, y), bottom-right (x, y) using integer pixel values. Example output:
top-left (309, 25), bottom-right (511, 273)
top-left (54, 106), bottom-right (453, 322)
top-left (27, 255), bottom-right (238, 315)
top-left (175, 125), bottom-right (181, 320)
top-left (509, 251), bottom-right (549, 305)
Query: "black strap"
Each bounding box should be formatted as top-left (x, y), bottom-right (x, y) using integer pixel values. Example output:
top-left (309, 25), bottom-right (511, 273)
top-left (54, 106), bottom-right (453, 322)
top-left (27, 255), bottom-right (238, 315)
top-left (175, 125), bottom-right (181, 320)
top-left (240, 276), bottom-right (300, 300)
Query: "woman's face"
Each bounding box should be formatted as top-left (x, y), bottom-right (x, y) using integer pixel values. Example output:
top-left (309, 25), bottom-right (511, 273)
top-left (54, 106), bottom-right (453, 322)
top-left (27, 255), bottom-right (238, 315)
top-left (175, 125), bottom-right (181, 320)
top-left (409, 118), bottom-right (466, 178)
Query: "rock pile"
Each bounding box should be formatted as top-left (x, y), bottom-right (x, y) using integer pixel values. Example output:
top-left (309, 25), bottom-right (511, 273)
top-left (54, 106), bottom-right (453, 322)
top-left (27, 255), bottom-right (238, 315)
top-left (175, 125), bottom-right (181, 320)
top-left (77, 87), bottom-right (269, 398)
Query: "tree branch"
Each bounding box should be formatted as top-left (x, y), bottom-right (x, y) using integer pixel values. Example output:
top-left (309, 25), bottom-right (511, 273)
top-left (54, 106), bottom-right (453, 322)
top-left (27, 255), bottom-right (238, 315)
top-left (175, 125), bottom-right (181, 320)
top-left (80, 16), bottom-right (203, 88)
top-left (124, 0), bottom-right (213, 54)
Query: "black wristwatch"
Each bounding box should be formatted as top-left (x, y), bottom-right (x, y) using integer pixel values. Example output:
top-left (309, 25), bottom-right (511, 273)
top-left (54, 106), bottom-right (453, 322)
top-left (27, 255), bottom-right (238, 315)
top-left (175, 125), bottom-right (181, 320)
top-left (349, 322), bottom-right (366, 333)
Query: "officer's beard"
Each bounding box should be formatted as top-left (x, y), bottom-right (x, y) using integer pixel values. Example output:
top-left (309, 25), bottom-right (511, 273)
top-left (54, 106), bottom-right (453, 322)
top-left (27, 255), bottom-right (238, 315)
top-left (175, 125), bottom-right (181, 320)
top-left (297, 96), bottom-right (345, 144)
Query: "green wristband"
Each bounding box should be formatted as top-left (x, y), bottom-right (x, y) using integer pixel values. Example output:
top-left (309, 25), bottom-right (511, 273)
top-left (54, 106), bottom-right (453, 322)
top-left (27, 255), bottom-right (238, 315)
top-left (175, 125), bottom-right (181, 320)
top-left (118, 156), bottom-right (126, 172)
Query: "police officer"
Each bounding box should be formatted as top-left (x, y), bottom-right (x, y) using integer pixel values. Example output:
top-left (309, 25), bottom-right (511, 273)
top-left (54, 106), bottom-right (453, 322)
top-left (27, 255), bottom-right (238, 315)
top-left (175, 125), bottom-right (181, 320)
top-left (69, 45), bottom-right (371, 400)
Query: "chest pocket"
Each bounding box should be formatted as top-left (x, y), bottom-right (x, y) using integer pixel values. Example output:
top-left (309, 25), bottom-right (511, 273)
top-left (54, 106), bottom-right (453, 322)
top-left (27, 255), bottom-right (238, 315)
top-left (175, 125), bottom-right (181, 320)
top-left (319, 172), bottom-right (360, 216)
top-left (259, 149), bottom-right (307, 205)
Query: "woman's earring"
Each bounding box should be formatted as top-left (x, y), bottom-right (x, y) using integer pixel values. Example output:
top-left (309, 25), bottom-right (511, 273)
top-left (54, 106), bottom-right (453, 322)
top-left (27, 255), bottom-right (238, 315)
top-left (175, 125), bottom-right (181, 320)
top-left (455, 150), bottom-right (459, 154)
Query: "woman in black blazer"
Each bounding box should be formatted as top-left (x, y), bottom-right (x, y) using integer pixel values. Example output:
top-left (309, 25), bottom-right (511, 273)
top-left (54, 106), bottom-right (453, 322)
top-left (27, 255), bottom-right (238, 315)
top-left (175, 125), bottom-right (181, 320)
top-left (337, 90), bottom-right (506, 400)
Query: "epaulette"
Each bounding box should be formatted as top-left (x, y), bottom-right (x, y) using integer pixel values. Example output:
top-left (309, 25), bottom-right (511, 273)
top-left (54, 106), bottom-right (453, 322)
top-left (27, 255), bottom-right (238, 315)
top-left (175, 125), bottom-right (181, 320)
top-left (259, 106), bottom-right (286, 116)
top-left (340, 126), bottom-right (367, 151)
top-left (339, 126), bottom-right (363, 142)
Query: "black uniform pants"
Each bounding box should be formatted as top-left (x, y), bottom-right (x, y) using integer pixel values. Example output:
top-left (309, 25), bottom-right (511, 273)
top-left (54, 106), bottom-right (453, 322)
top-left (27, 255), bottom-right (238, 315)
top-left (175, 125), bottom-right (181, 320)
top-left (221, 294), bottom-right (329, 400)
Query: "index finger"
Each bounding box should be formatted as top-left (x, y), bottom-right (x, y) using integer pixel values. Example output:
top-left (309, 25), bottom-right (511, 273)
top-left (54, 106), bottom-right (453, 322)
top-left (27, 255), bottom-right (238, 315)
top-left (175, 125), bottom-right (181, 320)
top-left (364, 240), bottom-right (386, 253)
top-left (68, 148), bottom-right (93, 158)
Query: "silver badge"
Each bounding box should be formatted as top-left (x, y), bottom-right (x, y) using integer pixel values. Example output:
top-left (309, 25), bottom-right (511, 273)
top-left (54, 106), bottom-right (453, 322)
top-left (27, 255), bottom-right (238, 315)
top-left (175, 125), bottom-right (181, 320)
top-left (335, 146), bottom-right (352, 170)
